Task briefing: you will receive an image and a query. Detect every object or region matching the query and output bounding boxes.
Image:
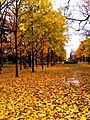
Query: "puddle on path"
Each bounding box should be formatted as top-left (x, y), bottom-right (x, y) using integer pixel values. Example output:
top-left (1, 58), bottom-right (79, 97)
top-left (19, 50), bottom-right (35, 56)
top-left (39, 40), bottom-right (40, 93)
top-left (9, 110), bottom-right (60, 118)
top-left (66, 78), bottom-right (80, 86)
top-left (66, 67), bottom-right (70, 69)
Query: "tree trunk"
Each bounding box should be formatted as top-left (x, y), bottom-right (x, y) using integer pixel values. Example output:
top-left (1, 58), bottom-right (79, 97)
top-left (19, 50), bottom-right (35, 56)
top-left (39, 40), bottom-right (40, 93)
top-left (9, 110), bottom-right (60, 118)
top-left (0, 2), bottom-right (3, 70)
top-left (0, 64), bottom-right (2, 74)
top-left (23, 56), bottom-right (27, 68)
top-left (47, 48), bottom-right (49, 67)
top-left (20, 49), bottom-right (22, 70)
top-left (88, 57), bottom-right (90, 64)
top-left (51, 50), bottom-right (53, 66)
top-left (53, 53), bottom-right (56, 65)
top-left (15, 0), bottom-right (18, 77)
top-left (41, 50), bottom-right (44, 69)
top-left (32, 48), bottom-right (34, 72)
top-left (41, 39), bottom-right (44, 70)
top-left (31, 25), bottom-right (34, 72)
top-left (0, 2), bottom-right (2, 50)
top-left (35, 49), bottom-right (38, 67)
top-left (28, 52), bottom-right (31, 68)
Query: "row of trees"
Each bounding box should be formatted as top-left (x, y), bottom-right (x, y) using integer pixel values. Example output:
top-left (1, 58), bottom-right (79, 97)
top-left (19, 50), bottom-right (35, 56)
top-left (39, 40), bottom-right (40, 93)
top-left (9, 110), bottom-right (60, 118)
top-left (75, 33), bottom-right (90, 63)
top-left (0, 0), bottom-right (68, 76)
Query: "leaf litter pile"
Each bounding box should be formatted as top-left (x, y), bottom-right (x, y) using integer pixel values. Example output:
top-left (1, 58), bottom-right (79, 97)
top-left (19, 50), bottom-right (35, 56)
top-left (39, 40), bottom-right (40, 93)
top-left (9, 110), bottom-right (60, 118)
top-left (0, 64), bottom-right (90, 120)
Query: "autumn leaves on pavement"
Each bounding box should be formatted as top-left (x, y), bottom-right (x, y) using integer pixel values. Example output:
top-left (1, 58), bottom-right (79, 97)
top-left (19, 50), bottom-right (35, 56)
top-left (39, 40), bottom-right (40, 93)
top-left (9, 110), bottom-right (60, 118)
top-left (0, 64), bottom-right (90, 119)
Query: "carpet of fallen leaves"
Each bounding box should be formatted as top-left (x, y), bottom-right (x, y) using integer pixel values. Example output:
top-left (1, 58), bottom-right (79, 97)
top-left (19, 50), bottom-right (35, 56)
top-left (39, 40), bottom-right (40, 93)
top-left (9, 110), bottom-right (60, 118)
top-left (0, 63), bottom-right (90, 120)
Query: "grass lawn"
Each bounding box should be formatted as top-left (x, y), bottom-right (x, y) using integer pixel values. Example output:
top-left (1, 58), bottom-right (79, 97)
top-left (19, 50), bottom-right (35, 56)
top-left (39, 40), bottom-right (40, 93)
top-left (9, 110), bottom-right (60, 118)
top-left (0, 63), bottom-right (90, 119)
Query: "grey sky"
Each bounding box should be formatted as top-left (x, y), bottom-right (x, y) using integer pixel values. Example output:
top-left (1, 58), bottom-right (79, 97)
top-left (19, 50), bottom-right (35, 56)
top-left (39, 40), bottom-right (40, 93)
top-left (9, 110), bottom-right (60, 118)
top-left (52, 0), bottom-right (90, 58)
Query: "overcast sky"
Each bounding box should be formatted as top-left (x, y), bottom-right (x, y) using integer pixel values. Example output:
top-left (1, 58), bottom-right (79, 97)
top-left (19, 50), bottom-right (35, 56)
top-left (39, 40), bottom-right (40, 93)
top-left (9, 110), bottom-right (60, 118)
top-left (52, 0), bottom-right (87, 58)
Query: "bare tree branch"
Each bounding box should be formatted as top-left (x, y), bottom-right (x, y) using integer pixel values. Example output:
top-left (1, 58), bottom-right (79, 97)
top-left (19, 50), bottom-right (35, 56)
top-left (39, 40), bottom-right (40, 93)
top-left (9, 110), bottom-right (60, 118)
top-left (66, 14), bottom-right (90, 22)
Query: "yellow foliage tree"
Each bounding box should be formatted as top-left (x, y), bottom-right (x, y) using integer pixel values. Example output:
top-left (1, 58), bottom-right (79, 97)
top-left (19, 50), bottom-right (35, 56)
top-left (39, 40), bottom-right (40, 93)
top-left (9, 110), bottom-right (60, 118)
top-left (76, 35), bottom-right (90, 63)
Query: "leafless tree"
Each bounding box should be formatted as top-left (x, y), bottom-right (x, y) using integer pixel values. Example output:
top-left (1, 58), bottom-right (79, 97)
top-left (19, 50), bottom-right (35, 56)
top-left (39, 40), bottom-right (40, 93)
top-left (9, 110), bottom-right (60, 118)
top-left (62, 0), bottom-right (90, 36)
